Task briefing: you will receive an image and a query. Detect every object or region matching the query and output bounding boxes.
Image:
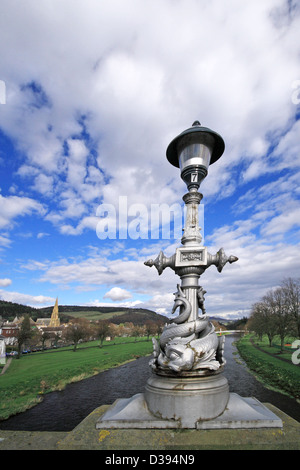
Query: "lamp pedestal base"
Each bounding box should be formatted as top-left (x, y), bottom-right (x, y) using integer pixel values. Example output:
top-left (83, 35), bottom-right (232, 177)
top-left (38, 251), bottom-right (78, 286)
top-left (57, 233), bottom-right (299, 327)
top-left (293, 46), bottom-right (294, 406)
top-left (144, 371), bottom-right (229, 427)
top-left (96, 391), bottom-right (283, 430)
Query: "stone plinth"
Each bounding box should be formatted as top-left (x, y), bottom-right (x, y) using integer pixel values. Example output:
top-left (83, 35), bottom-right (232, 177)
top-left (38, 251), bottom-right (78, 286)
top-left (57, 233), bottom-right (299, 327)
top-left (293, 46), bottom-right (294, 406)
top-left (145, 371), bottom-right (229, 426)
top-left (1, 401), bottom-right (297, 450)
top-left (96, 392), bottom-right (283, 430)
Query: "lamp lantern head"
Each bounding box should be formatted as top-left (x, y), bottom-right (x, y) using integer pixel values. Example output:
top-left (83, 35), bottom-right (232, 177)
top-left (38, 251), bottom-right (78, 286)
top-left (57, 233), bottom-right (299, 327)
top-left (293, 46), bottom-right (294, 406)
top-left (166, 121), bottom-right (225, 191)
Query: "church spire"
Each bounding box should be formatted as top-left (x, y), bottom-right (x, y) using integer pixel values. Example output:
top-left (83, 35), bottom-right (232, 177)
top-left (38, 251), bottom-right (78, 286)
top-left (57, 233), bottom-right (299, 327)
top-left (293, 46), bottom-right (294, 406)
top-left (49, 297), bottom-right (60, 327)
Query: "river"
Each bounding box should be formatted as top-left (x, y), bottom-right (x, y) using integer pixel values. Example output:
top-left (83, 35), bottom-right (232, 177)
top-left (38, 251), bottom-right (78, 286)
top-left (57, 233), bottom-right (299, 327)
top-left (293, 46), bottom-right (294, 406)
top-left (0, 334), bottom-right (299, 431)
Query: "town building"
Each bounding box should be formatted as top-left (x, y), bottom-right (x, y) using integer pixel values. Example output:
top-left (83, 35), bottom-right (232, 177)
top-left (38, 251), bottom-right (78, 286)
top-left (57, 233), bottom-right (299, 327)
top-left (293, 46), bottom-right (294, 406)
top-left (0, 334), bottom-right (6, 364)
top-left (0, 298), bottom-right (64, 347)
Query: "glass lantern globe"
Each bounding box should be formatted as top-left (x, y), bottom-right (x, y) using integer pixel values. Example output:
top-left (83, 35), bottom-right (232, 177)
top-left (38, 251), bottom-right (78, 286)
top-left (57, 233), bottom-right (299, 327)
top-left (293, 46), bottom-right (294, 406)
top-left (166, 121), bottom-right (225, 191)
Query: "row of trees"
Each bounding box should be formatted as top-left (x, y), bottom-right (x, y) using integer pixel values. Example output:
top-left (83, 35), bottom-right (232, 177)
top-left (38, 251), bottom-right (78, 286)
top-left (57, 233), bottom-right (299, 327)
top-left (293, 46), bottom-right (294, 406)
top-left (63, 318), bottom-right (164, 350)
top-left (15, 316), bottom-right (165, 355)
top-left (248, 277), bottom-right (300, 350)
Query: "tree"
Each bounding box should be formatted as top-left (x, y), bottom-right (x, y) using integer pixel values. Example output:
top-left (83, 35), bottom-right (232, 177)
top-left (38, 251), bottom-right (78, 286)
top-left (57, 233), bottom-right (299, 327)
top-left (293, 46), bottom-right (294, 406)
top-left (248, 277), bottom-right (300, 349)
top-left (108, 323), bottom-right (119, 338)
top-left (132, 325), bottom-right (142, 341)
top-left (95, 320), bottom-right (111, 348)
top-left (156, 320), bottom-right (165, 338)
top-left (230, 317), bottom-right (248, 331)
top-left (64, 318), bottom-right (90, 351)
top-left (248, 302), bottom-right (265, 341)
top-left (145, 320), bottom-right (157, 341)
top-left (271, 287), bottom-right (291, 352)
top-left (16, 315), bottom-right (33, 358)
top-left (281, 277), bottom-right (300, 338)
top-left (52, 332), bottom-right (61, 347)
top-left (110, 323), bottom-right (125, 337)
top-left (41, 330), bottom-right (52, 350)
top-left (249, 300), bottom-right (278, 346)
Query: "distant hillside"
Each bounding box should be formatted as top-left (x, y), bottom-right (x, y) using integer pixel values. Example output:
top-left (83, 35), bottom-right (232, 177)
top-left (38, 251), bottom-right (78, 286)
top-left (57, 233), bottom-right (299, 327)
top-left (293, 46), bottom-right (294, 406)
top-left (0, 301), bottom-right (166, 326)
top-left (52, 306), bottom-right (167, 326)
top-left (0, 300), bottom-right (38, 320)
top-left (0, 300), bottom-right (243, 328)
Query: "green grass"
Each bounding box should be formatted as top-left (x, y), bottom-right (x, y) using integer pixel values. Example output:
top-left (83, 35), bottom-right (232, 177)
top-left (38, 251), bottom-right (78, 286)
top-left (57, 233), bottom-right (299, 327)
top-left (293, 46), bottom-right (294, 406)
top-left (63, 310), bottom-right (127, 321)
top-left (237, 334), bottom-right (300, 400)
top-left (249, 335), bottom-right (296, 360)
top-left (0, 337), bottom-right (154, 420)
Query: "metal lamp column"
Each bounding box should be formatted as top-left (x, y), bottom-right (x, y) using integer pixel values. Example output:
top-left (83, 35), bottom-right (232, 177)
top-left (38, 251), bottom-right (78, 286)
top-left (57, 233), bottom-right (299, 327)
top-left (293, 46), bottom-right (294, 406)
top-left (144, 122), bottom-right (238, 426)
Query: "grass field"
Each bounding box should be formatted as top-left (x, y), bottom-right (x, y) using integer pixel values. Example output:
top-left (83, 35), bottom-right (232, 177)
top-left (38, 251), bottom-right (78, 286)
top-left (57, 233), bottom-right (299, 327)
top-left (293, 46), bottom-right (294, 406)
top-left (0, 337), bottom-right (154, 421)
top-left (62, 310), bottom-right (127, 321)
top-left (237, 334), bottom-right (300, 400)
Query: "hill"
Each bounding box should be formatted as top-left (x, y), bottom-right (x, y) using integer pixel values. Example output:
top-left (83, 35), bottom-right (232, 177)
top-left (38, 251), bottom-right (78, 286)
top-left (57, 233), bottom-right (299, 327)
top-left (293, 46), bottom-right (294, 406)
top-left (0, 300), bottom-right (38, 319)
top-left (0, 300), bottom-right (242, 328)
top-left (0, 300), bottom-right (166, 326)
top-left (47, 305), bottom-right (168, 326)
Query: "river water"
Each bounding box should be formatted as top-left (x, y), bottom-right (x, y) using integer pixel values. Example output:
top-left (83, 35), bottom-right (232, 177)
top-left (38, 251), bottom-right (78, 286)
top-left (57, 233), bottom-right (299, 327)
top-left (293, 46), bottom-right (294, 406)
top-left (0, 334), bottom-right (299, 431)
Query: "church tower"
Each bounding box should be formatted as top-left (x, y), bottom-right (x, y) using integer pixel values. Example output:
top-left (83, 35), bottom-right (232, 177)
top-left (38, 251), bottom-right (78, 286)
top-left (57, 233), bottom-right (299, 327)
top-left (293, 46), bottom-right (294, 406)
top-left (49, 297), bottom-right (60, 327)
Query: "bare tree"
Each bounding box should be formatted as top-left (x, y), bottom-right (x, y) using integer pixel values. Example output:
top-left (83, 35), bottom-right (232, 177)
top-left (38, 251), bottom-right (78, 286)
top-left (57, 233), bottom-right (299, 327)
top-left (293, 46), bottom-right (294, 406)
top-left (251, 299), bottom-right (278, 346)
top-left (64, 318), bottom-right (90, 351)
top-left (264, 288), bottom-right (290, 352)
top-left (16, 315), bottom-right (33, 358)
top-left (248, 277), bottom-right (300, 349)
top-left (281, 277), bottom-right (300, 338)
top-left (132, 325), bottom-right (143, 341)
top-left (41, 330), bottom-right (52, 350)
top-left (248, 302), bottom-right (266, 341)
top-left (95, 320), bottom-right (111, 348)
top-left (145, 320), bottom-right (157, 341)
top-left (156, 320), bottom-right (165, 338)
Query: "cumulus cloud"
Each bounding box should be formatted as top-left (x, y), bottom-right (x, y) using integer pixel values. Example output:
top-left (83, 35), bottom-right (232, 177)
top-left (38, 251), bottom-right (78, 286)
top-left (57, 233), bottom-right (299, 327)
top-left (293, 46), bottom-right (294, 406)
top-left (103, 287), bottom-right (132, 301)
top-left (0, 0), bottom-right (299, 221)
top-left (17, 228), bottom-right (298, 318)
top-left (0, 1), bottom-right (299, 317)
top-left (0, 289), bottom-right (55, 306)
top-left (0, 194), bottom-right (45, 229)
top-left (0, 278), bottom-right (12, 287)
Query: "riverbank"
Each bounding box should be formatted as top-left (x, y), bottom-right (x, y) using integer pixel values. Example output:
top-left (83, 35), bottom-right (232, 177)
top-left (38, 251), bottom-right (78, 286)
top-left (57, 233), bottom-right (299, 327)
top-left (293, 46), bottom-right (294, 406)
top-left (236, 334), bottom-right (300, 401)
top-left (0, 337), bottom-right (153, 421)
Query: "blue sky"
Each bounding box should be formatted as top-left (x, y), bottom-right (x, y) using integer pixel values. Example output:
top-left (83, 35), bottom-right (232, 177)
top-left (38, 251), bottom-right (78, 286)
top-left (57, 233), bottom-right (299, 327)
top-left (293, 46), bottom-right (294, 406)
top-left (0, 0), bottom-right (299, 319)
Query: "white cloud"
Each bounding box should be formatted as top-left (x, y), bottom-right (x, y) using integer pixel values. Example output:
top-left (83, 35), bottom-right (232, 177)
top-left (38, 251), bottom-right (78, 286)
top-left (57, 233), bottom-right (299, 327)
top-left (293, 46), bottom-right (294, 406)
top-left (0, 1), bottom-right (299, 318)
top-left (15, 214), bottom-right (300, 318)
top-left (261, 203), bottom-right (300, 238)
top-left (85, 298), bottom-right (143, 309)
top-left (37, 232), bottom-right (50, 239)
top-left (0, 0), bottom-right (299, 219)
top-left (271, 120), bottom-right (300, 169)
top-left (59, 216), bottom-right (99, 235)
top-left (0, 194), bottom-right (45, 229)
top-left (0, 278), bottom-right (12, 287)
top-left (66, 138), bottom-right (89, 188)
top-left (0, 289), bottom-right (55, 306)
top-left (21, 260), bottom-right (49, 271)
top-left (203, 215), bottom-right (300, 317)
top-left (32, 173), bottom-right (54, 195)
top-left (0, 234), bottom-right (11, 248)
top-left (103, 287), bottom-right (132, 301)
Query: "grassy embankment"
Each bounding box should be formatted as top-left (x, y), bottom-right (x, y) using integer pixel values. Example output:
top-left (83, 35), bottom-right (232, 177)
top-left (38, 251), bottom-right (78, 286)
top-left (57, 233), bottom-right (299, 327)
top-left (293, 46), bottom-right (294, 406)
top-left (0, 336), bottom-right (153, 421)
top-left (237, 334), bottom-right (300, 401)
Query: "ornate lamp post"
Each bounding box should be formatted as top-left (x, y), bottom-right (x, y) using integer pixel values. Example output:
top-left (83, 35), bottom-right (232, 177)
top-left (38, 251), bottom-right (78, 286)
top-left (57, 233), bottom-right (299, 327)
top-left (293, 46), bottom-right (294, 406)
top-left (143, 121), bottom-right (238, 426)
top-left (97, 121), bottom-right (283, 430)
